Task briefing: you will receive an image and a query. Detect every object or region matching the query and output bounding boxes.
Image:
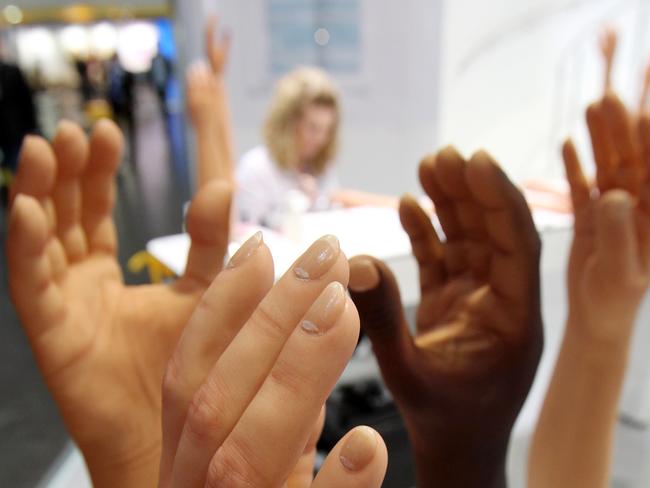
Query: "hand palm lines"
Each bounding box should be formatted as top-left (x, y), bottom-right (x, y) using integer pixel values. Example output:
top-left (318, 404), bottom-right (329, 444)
top-left (394, 148), bottom-right (540, 383)
top-left (9, 120), bottom-right (231, 459)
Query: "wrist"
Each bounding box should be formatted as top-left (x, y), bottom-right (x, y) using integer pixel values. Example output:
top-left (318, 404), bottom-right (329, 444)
top-left (406, 422), bottom-right (508, 488)
top-left (83, 442), bottom-right (161, 488)
top-left (564, 315), bottom-right (632, 367)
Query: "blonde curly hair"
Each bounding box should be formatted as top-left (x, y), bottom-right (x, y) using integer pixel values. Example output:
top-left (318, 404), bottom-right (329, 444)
top-left (264, 66), bottom-right (339, 175)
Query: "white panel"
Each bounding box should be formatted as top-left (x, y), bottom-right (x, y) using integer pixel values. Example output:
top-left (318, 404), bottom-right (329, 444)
top-left (189, 0), bottom-right (442, 196)
top-left (438, 0), bottom-right (650, 182)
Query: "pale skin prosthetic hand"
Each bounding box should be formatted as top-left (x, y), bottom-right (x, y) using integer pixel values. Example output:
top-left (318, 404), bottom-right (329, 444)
top-left (348, 147), bottom-right (543, 488)
top-left (186, 15), bottom-right (235, 187)
top-left (528, 93), bottom-right (650, 488)
top-left (158, 231), bottom-right (387, 487)
top-left (7, 120), bottom-right (232, 487)
top-left (7, 120), bottom-right (387, 487)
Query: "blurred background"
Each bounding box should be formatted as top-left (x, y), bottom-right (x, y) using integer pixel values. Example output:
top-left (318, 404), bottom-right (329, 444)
top-left (1, 0), bottom-right (650, 487)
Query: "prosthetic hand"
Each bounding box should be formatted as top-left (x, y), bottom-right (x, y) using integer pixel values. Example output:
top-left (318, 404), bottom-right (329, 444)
top-left (529, 92), bottom-right (650, 488)
top-left (7, 120), bottom-right (232, 486)
top-left (349, 147), bottom-right (543, 488)
top-left (599, 26), bottom-right (618, 91)
top-left (158, 232), bottom-right (387, 487)
top-left (8, 120), bottom-right (387, 487)
top-left (186, 15), bottom-right (235, 187)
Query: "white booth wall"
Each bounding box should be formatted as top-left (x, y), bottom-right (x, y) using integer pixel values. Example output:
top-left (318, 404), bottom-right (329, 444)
top-left (178, 0), bottom-right (650, 191)
top-left (177, 0), bottom-right (442, 196)
top-left (438, 0), bottom-right (650, 182)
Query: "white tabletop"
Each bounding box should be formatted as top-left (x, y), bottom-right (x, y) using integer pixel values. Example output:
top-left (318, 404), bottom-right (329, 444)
top-left (147, 206), bottom-right (573, 283)
top-left (145, 204), bottom-right (577, 396)
top-left (148, 206), bottom-right (417, 277)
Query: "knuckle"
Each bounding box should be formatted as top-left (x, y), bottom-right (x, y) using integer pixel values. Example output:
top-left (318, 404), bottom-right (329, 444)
top-left (248, 303), bottom-right (287, 342)
top-left (161, 354), bottom-right (184, 406)
top-left (268, 357), bottom-right (311, 399)
top-left (206, 437), bottom-right (269, 488)
top-left (184, 380), bottom-right (229, 444)
top-left (206, 457), bottom-right (254, 488)
top-left (195, 294), bottom-right (222, 320)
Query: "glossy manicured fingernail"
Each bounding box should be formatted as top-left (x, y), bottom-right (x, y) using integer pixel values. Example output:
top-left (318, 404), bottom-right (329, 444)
top-left (293, 235), bottom-right (339, 280)
top-left (301, 282), bottom-right (346, 336)
top-left (348, 258), bottom-right (380, 292)
top-left (601, 191), bottom-right (632, 217)
top-left (226, 231), bottom-right (262, 269)
top-left (339, 426), bottom-right (378, 472)
top-left (12, 193), bottom-right (27, 209)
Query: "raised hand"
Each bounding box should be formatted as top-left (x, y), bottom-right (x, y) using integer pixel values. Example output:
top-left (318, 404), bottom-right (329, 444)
top-left (529, 92), bottom-right (650, 488)
top-left (158, 233), bottom-right (387, 488)
top-left (7, 120), bottom-right (231, 487)
top-left (186, 61), bottom-right (234, 186)
top-left (186, 62), bottom-right (222, 131)
top-left (599, 26), bottom-right (618, 90)
top-left (570, 93), bottom-right (650, 334)
top-left (348, 147), bottom-right (543, 488)
top-left (205, 14), bottom-right (231, 77)
top-left (185, 16), bottom-right (235, 188)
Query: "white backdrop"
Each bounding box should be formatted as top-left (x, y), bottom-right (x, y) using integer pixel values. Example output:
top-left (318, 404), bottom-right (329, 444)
top-left (178, 0), bottom-right (442, 196)
top-left (178, 0), bottom-right (650, 193)
top-left (438, 0), bottom-right (650, 182)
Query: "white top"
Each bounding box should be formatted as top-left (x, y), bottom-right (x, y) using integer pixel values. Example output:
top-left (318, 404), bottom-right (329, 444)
top-left (235, 146), bottom-right (340, 229)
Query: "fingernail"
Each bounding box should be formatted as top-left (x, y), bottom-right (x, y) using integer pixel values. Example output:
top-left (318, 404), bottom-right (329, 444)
top-left (226, 231), bottom-right (263, 269)
top-left (339, 426), bottom-right (378, 472)
top-left (348, 258), bottom-right (380, 292)
top-left (301, 282), bottom-right (346, 336)
top-left (293, 235), bottom-right (339, 280)
top-left (12, 193), bottom-right (27, 208)
top-left (601, 191), bottom-right (632, 219)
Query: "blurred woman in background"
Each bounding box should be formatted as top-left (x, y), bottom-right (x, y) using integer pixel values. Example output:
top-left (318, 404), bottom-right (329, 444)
top-left (237, 66), bottom-right (395, 229)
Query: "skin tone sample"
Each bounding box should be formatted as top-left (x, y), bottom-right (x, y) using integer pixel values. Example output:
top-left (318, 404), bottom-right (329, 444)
top-left (158, 231), bottom-right (387, 487)
top-left (186, 16), bottom-right (235, 188)
top-left (528, 92), bottom-right (650, 488)
top-left (348, 147), bottom-right (543, 488)
top-left (7, 120), bottom-right (387, 487)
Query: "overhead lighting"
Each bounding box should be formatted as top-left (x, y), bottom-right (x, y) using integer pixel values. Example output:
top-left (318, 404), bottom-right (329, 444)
top-left (90, 22), bottom-right (118, 59)
top-left (3, 5), bottom-right (23, 25)
top-left (59, 25), bottom-right (90, 58)
top-left (314, 27), bottom-right (330, 46)
top-left (117, 22), bottom-right (159, 73)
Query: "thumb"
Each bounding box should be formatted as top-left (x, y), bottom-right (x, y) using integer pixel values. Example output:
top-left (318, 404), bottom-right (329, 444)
top-left (183, 180), bottom-right (232, 287)
top-left (348, 255), bottom-right (418, 397)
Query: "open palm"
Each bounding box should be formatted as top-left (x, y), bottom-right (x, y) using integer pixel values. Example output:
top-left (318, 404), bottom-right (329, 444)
top-left (7, 120), bottom-right (231, 482)
top-left (349, 147), bottom-right (543, 488)
top-left (562, 93), bottom-right (650, 341)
